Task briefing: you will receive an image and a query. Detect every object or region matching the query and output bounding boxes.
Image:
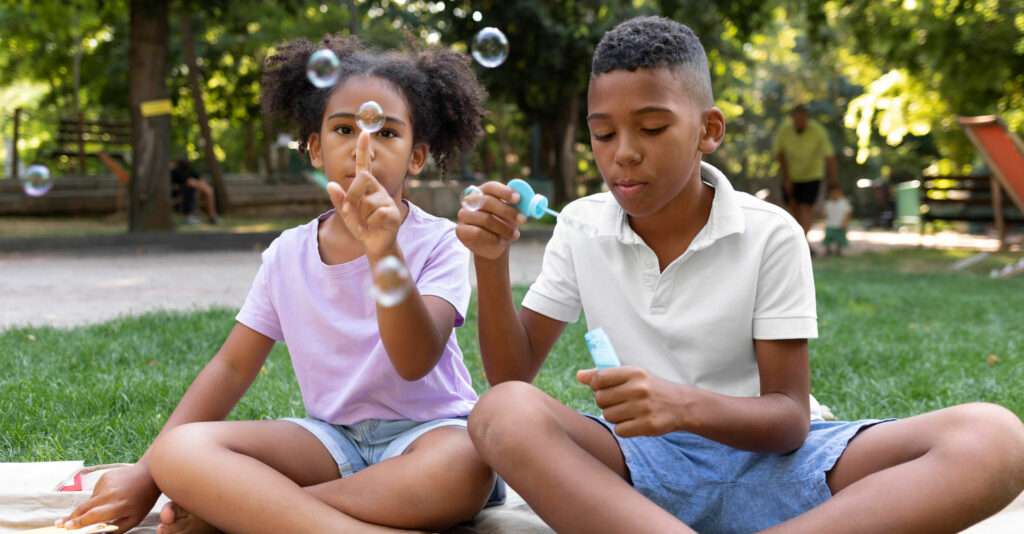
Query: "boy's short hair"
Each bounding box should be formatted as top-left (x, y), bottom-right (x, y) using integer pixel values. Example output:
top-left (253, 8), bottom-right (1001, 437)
top-left (591, 16), bottom-right (713, 108)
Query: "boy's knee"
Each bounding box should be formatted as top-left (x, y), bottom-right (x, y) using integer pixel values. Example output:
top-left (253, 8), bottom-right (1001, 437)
top-left (945, 403), bottom-right (1024, 477)
top-left (468, 381), bottom-right (550, 448)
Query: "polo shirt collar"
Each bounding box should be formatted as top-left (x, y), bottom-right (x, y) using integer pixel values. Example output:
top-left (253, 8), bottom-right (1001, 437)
top-left (602, 161), bottom-right (746, 248)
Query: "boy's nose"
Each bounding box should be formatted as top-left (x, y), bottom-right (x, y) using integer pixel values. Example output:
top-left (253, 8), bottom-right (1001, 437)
top-left (614, 140), bottom-right (642, 166)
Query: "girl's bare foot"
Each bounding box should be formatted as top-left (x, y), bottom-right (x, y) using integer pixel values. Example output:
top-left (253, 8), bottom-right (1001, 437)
top-left (157, 502), bottom-right (219, 534)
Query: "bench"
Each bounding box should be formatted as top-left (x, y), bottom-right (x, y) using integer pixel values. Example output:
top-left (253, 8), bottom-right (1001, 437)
top-left (918, 175), bottom-right (1024, 246)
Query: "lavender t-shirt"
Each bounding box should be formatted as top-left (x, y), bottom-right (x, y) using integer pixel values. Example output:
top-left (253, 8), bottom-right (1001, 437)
top-left (236, 203), bottom-right (476, 424)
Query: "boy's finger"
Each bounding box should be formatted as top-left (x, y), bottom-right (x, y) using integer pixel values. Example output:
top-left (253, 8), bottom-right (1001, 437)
top-left (355, 130), bottom-right (371, 175)
top-left (576, 368), bottom-right (597, 386)
top-left (478, 181), bottom-right (521, 206)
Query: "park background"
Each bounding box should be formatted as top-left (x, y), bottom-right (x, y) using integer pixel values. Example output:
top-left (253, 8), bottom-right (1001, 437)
top-left (1, 0), bottom-right (1023, 233)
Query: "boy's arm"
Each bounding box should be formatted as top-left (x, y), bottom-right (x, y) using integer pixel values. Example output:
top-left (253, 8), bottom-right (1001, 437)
top-left (474, 252), bottom-right (567, 383)
top-left (580, 338), bottom-right (810, 454)
top-left (61, 324), bottom-right (275, 531)
top-left (457, 181), bottom-right (568, 383)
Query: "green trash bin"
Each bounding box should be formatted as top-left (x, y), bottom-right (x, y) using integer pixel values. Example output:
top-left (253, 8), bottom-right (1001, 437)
top-left (896, 180), bottom-right (921, 226)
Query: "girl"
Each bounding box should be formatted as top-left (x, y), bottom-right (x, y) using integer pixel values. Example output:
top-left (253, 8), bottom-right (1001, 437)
top-left (60, 33), bottom-right (495, 534)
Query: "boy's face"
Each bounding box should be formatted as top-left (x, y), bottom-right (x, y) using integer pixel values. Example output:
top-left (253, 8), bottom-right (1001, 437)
top-left (586, 67), bottom-right (722, 219)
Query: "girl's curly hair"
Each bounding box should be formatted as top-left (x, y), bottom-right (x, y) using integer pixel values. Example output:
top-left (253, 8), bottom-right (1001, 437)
top-left (261, 33), bottom-right (488, 179)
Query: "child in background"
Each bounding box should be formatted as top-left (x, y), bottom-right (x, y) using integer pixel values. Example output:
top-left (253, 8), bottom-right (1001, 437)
top-left (822, 186), bottom-right (852, 256)
top-left (457, 16), bottom-right (1024, 534)
top-left (60, 33), bottom-right (498, 534)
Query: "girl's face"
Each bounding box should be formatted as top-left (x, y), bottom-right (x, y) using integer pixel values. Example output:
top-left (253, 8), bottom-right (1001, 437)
top-left (308, 75), bottom-right (427, 201)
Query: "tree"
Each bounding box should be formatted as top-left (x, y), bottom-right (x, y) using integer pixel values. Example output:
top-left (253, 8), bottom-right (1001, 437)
top-left (128, 0), bottom-right (172, 232)
top-left (179, 11), bottom-right (229, 214)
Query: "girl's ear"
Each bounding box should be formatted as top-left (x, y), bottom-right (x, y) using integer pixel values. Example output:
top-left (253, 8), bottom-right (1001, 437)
top-left (308, 132), bottom-right (324, 169)
top-left (698, 107), bottom-right (726, 154)
top-left (406, 142), bottom-right (429, 176)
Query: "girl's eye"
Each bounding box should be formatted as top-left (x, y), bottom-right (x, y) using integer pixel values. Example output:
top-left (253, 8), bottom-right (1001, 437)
top-left (334, 125), bottom-right (354, 135)
top-left (592, 132), bottom-right (614, 141)
top-left (376, 128), bottom-right (398, 139)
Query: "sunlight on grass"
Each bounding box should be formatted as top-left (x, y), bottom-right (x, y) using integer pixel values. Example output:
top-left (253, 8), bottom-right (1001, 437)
top-left (2, 248), bottom-right (1022, 464)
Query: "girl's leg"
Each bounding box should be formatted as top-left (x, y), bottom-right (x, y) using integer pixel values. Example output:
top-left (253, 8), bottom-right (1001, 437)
top-left (764, 402), bottom-right (1024, 534)
top-left (304, 425), bottom-right (495, 532)
top-left (468, 381), bottom-right (697, 534)
top-left (148, 420), bottom-right (419, 534)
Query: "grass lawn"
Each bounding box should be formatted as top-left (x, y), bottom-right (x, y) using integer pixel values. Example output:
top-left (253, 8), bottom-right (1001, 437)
top-left (2, 247), bottom-right (1022, 465)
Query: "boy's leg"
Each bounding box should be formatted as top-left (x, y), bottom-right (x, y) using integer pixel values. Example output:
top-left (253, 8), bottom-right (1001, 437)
top-left (304, 425), bottom-right (496, 532)
top-left (149, 420), bottom-right (423, 534)
top-left (763, 403), bottom-right (1024, 534)
top-left (469, 381), bottom-right (697, 534)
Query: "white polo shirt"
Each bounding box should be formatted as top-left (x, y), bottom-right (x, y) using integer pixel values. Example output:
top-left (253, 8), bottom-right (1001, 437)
top-left (523, 162), bottom-right (818, 402)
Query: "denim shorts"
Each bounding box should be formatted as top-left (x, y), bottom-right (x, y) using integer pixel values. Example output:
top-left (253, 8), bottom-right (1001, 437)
top-left (590, 416), bottom-right (892, 533)
top-left (283, 416), bottom-right (505, 506)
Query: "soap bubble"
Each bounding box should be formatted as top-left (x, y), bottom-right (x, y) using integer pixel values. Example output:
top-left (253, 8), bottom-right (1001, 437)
top-left (307, 49), bottom-right (341, 88)
top-left (356, 101), bottom-right (385, 133)
top-left (372, 255), bottom-right (412, 307)
top-left (461, 184), bottom-right (485, 211)
top-left (21, 164), bottom-right (53, 197)
top-left (471, 27), bottom-right (509, 68)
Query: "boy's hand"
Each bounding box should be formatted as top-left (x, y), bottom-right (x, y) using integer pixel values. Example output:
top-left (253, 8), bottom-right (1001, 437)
top-left (577, 366), bottom-right (691, 438)
top-left (456, 181), bottom-right (528, 260)
top-left (60, 464), bottom-right (162, 532)
top-left (327, 130), bottom-right (402, 258)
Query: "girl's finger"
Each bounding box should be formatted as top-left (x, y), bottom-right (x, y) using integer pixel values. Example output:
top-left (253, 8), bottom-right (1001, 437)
top-left (355, 130), bottom-right (371, 175)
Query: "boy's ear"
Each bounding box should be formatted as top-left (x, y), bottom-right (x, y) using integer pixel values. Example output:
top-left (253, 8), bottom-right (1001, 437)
top-left (406, 142), bottom-right (429, 175)
top-left (698, 107), bottom-right (726, 154)
top-left (308, 132), bottom-right (324, 169)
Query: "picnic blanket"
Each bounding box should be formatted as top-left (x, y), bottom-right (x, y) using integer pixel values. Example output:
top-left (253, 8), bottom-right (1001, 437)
top-left (0, 463), bottom-right (553, 534)
top-left (3, 462), bottom-right (1022, 533)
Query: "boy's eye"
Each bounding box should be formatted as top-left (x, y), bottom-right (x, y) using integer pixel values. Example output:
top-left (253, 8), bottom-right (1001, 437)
top-left (641, 126), bottom-right (668, 135)
top-left (591, 131), bottom-right (614, 141)
top-left (334, 125), bottom-right (354, 135)
top-left (376, 128), bottom-right (398, 139)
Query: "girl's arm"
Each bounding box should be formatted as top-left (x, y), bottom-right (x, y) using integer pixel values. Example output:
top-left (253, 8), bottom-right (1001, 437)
top-left (371, 247), bottom-right (458, 381)
top-left (579, 338), bottom-right (810, 454)
top-left (60, 324), bottom-right (275, 530)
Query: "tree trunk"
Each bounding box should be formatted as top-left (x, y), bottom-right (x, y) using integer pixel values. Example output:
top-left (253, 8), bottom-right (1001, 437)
top-left (180, 12), bottom-right (229, 215)
top-left (345, 0), bottom-right (359, 35)
top-left (128, 0), bottom-right (172, 232)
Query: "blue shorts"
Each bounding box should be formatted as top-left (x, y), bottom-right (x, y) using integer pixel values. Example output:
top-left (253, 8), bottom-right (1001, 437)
top-left (590, 416), bottom-right (892, 533)
top-left (284, 417), bottom-right (505, 506)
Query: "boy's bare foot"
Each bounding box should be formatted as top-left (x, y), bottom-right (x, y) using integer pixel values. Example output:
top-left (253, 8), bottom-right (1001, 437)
top-left (157, 502), bottom-right (219, 534)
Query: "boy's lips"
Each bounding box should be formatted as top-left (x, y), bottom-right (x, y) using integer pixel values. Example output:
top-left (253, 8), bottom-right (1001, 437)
top-left (613, 181), bottom-right (646, 199)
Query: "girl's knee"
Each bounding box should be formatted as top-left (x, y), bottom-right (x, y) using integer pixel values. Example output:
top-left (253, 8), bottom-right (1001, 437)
top-left (149, 423), bottom-right (218, 482)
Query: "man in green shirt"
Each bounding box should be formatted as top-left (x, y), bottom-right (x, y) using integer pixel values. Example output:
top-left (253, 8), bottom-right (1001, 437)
top-left (773, 104), bottom-right (839, 243)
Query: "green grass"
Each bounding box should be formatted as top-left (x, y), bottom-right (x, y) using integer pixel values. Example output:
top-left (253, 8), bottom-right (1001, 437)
top-left (2, 247), bottom-right (1023, 464)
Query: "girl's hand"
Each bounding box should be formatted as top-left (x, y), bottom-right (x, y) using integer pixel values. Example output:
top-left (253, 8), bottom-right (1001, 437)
top-left (577, 366), bottom-right (692, 438)
top-left (455, 181), bottom-right (528, 260)
top-left (59, 463), bottom-right (162, 533)
top-left (327, 130), bottom-right (403, 258)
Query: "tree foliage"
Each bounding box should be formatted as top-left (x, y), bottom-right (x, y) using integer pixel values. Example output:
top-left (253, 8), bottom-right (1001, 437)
top-left (1, 0), bottom-right (1021, 212)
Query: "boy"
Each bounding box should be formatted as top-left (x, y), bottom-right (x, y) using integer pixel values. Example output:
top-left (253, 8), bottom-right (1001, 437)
top-left (822, 186), bottom-right (852, 256)
top-left (456, 16), bottom-right (1024, 534)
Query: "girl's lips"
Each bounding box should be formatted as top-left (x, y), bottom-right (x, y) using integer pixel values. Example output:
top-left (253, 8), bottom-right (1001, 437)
top-left (614, 182), bottom-right (645, 198)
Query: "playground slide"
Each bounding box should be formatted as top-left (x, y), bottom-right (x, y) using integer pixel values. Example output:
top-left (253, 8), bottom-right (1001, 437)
top-left (957, 116), bottom-right (1024, 213)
